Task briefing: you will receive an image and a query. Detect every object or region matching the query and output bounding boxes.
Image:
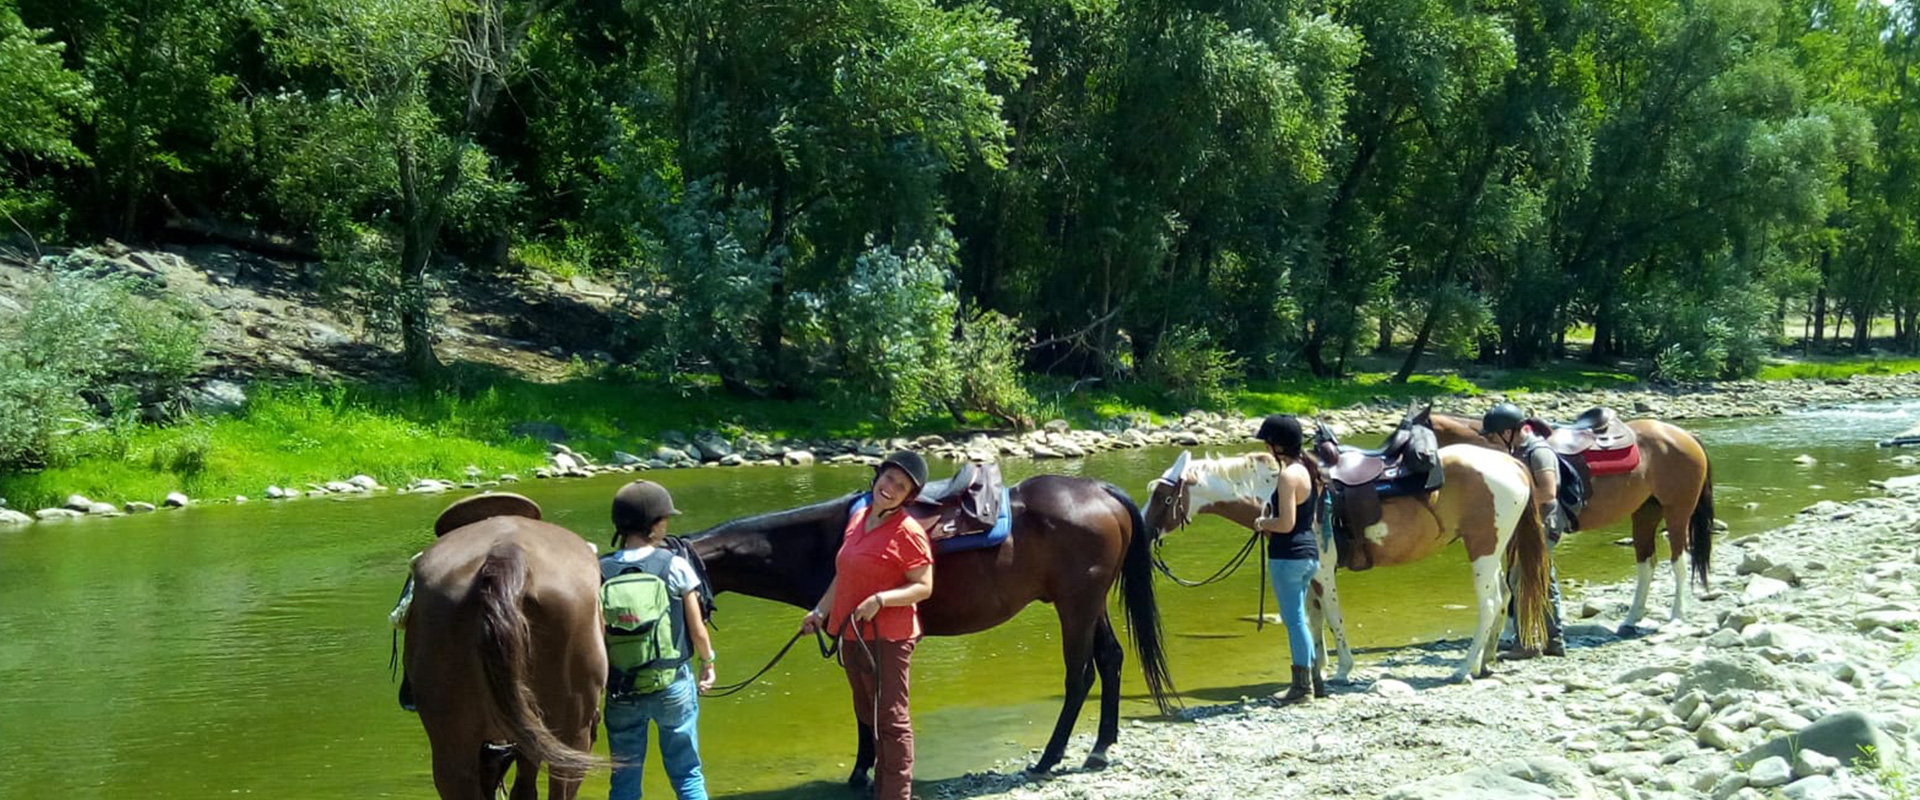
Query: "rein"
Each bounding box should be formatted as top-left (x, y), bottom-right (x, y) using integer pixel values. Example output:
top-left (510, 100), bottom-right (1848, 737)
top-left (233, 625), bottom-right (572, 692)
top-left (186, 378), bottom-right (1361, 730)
top-left (702, 627), bottom-right (838, 697)
top-left (1150, 529), bottom-right (1264, 587)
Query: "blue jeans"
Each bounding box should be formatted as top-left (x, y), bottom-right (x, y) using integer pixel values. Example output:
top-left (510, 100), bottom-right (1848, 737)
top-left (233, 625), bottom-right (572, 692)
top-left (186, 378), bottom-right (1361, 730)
top-left (1268, 558), bottom-right (1319, 668)
top-left (605, 665), bottom-right (707, 800)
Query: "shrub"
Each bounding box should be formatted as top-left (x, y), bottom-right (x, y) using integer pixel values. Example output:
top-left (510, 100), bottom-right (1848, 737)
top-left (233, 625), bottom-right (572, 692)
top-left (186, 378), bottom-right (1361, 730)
top-left (1143, 324), bottom-right (1243, 409)
top-left (830, 235), bottom-right (961, 423)
top-left (950, 309), bottom-right (1037, 429)
top-left (0, 263), bottom-right (206, 467)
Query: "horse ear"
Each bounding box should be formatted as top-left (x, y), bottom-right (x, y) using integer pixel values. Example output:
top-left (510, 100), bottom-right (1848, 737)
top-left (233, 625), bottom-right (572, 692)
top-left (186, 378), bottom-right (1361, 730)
top-left (1160, 451), bottom-right (1192, 483)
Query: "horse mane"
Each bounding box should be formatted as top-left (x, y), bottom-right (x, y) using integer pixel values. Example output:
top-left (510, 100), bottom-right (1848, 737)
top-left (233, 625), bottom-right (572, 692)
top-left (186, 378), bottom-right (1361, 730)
top-left (1187, 452), bottom-right (1280, 502)
top-left (688, 492), bottom-right (856, 542)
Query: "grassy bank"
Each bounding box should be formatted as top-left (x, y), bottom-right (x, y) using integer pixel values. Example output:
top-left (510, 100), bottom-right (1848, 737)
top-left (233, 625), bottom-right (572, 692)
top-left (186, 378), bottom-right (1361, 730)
top-left (0, 356), bottom-right (1899, 512)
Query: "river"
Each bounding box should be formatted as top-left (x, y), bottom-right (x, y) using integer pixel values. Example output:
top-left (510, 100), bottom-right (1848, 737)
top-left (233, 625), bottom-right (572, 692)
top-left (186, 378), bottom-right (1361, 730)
top-left (3, 399), bottom-right (1918, 799)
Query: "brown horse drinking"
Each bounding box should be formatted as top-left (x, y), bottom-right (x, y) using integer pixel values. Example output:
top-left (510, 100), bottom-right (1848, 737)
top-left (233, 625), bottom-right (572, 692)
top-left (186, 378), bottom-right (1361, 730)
top-left (405, 494), bottom-right (606, 799)
top-left (684, 476), bottom-right (1176, 784)
top-left (1428, 412), bottom-right (1715, 634)
top-left (1144, 445), bottom-right (1552, 682)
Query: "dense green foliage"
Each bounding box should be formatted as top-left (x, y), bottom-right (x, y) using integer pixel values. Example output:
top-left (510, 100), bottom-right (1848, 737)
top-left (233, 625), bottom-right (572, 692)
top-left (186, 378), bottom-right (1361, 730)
top-left (0, 260), bottom-right (204, 467)
top-left (5, 0), bottom-right (1920, 410)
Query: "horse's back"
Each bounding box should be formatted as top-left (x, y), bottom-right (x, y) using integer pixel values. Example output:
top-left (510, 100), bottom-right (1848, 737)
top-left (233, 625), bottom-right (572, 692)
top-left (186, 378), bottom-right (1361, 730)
top-left (416, 517), bottom-right (600, 601)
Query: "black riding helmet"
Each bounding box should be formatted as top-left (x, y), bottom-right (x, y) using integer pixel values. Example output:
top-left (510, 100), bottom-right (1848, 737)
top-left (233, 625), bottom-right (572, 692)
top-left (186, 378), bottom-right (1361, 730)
top-left (1254, 413), bottom-right (1304, 456)
top-left (1482, 402), bottom-right (1525, 437)
top-left (610, 480), bottom-right (681, 547)
top-left (875, 450), bottom-right (929, 490)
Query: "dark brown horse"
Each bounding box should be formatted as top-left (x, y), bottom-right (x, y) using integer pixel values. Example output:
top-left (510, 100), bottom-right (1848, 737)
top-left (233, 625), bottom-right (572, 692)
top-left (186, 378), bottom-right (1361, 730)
top-left (685, 476), bottom-right (1175, 783)
top-left (406, 494), bottom-right (606, 799)
top-left (1428, 412), bottom-right (1715, 633)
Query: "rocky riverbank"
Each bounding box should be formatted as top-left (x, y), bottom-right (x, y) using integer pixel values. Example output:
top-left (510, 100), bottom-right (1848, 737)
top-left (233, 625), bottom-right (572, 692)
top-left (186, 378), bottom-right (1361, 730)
top-left (6, 370), bottom-right (1920, 528)
top-left (927, 477), bottom-right (1920, 800)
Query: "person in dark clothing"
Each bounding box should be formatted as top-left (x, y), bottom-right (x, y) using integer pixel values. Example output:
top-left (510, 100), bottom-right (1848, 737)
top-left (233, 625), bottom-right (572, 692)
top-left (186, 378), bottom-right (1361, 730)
top-left (1252, 414), bottom-right (1325, 703)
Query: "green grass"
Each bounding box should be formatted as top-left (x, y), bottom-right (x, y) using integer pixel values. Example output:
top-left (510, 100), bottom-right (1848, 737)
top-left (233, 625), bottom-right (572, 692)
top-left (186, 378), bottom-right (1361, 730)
top-left (0, 370), bottom-right (977, 510)
top-left (1756, 355), bottom-right (1920, 382)
top-left (4, 349), bottom-right (1907, 512)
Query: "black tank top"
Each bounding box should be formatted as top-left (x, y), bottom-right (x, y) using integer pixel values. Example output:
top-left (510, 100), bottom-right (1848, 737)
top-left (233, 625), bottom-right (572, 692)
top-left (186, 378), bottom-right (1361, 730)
top-left (1266, 484), bottom-right (1320, 561)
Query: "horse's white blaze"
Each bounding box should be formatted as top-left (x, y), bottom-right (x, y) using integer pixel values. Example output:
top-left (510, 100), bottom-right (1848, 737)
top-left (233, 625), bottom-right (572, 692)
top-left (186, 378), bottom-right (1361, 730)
top-left (1669, 552), bottom-right (1691, 621)
top-left (1624, 558), bottom-right (1655, 628)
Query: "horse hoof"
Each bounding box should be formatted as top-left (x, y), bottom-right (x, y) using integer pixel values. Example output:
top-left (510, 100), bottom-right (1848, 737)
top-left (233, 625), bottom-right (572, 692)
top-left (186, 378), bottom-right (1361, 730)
top-left (846, 772), bottom-right (870, 790)
top-left (1083, 752), bottom-right (1111, 770)
top-left (1026, 760), bottom-right (1057, 776)
top-left (1616, 624), bottom-right (1642, 638)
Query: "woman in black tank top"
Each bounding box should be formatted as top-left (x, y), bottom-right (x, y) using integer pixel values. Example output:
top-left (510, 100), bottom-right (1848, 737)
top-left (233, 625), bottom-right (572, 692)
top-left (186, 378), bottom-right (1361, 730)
top-left (1252, 414), bottom-right (1325, 704)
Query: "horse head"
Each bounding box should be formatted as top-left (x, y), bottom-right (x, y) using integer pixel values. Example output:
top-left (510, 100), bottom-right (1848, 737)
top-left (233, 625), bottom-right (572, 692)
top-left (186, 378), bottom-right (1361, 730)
top-left (1147, 451), bottom-right (1278, 534)
top-left (1143, 450), bottom-right (1194, 534)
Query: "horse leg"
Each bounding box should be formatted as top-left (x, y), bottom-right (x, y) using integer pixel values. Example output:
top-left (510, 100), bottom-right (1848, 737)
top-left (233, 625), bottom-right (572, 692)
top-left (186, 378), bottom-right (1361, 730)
top-left (1084, 615), bottom-right (1125, 770)
top-left (430, 746), bottom-right (488, 800)
top-left (1620, 501), bottom-right (1663, 636)
top-left (1456, 554), bottom-right (1505, 682)
top-left (848, 722), bottom-right (876, 789)
top-left (1311, 567), bottom-right (1354, 683)
top-left (1031, 603), bottom-right (1100, 775)
top-left (508, 756), bottom-right (537, 800)
top-left (1663, 503), bottom-right (1695, 622)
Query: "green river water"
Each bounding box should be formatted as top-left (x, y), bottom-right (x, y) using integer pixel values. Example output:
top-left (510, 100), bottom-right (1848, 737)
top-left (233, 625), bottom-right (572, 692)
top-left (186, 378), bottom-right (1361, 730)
top-left (4, 399), bottom-right (1919, 799)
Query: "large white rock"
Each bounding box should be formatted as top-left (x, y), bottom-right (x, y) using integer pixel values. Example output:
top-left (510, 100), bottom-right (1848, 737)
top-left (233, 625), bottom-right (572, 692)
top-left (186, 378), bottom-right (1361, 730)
top-left (0, 508), bottom-right (34, 525)
top-left (1747, 756), bottom-right (1792, 788)
top-left (1742, 575), bottom-right (1792, 603)
top-left (1382, 757), bottom-right (1593, 800)
top-left (163, 492), bottom-right (190, 508)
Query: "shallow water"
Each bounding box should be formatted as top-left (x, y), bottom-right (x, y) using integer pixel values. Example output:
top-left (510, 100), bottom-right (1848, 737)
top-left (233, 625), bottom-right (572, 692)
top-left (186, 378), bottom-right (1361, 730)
top-left (3, 398), bottom-right (1918, 799)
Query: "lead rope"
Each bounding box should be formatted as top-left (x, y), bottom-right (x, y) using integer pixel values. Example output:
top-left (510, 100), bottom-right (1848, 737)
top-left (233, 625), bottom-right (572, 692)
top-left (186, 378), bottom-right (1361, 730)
top-left (1256, 497), bottom-right (1273, 632)
top-left (1151, 528), bottom-right (1263, 587)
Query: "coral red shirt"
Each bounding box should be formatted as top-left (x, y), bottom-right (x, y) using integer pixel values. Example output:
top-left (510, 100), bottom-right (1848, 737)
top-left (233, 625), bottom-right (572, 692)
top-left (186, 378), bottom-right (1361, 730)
top-left (829, 505), bottom-right (933, 641)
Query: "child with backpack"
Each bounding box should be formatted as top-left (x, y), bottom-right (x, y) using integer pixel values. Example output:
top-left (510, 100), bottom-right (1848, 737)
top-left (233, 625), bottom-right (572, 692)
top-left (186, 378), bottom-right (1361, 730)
top-left (601, 480), bottom-right (715, 800)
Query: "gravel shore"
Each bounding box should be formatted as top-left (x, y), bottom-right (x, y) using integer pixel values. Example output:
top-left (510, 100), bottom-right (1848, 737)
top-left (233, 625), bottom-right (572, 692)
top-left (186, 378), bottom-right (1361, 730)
top-left (929, 476), bottom-right (1920, 800)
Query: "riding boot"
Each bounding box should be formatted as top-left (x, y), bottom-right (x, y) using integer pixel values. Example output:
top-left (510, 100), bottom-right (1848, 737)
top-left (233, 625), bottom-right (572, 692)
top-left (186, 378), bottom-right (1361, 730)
top-left (1544, 637), bottom-right (1567, 657)
top-left (1310, 667), bottom-right (1328, 699)
top-left (1281, 666), bottom-right (1312, 704)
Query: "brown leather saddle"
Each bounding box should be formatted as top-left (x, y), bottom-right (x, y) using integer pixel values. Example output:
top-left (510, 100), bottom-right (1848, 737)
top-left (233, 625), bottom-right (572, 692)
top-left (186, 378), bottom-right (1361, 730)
top-left (1547, 406), bottom-right (1637, 455)
top-left (1313, 408), bottom-right (1443, 571)
top-left (905, 461), bottom-right (1005, 542)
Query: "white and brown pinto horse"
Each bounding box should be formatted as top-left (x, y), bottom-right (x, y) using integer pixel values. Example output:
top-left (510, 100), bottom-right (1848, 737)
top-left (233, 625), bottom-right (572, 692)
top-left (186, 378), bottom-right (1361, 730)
top-left (1144, 446), bottom-right (1551, 681)
top-left (1428, 412), bottom-right (1715, 634)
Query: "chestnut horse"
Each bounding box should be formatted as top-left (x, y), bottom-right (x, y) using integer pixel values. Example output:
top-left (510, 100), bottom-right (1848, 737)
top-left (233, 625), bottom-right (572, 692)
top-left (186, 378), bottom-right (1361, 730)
top-left (1427, 412), bottom-right (1714, 633)
top-left (405, 494), bottom-right (606, 799)
top-left (684, 476), bottom-right (1175, 782)
top-left (1144, 446), bottom-right (1550, 682)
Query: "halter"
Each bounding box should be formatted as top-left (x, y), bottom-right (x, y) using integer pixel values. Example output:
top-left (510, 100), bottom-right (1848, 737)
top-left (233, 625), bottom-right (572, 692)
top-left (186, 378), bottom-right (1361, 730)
top-left (1146, 452), bottom-right (1278, 589)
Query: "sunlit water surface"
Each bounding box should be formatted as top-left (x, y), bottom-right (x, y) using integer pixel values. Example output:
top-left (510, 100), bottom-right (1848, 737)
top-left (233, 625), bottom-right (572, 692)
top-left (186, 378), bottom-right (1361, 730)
top-left (4, 398), bottom-right (1918, 798)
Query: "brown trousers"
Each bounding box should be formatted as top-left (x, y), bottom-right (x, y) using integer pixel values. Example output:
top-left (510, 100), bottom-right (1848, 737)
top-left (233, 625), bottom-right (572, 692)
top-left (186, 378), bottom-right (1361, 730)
top-left (843, 637), bottom-right (916, 800)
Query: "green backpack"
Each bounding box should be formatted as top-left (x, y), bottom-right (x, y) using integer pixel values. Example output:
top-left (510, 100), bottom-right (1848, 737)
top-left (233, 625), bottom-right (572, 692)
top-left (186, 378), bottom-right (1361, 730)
top-left (600, 555), bottom-right (682, 697)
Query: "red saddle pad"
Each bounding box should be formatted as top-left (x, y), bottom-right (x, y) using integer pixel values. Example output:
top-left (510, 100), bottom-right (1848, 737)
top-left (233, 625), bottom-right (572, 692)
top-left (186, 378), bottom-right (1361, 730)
top-left (1583, 443), bottom-right (1641, 476)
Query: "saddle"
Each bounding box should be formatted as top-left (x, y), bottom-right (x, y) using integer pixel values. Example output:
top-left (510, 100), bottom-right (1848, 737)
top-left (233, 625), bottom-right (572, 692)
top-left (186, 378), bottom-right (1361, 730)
top-left (906, 461), bottom-right (1005, 542)
top-left (1547, 406), bottom-right (1641, 476)
top-left (1313, 416), bottom-right (1443, 572)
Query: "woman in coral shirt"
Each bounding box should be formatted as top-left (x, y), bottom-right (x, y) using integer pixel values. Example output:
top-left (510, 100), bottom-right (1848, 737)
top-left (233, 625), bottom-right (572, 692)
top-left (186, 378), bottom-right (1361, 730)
top-left (800, 450), bottom-right (935, 800)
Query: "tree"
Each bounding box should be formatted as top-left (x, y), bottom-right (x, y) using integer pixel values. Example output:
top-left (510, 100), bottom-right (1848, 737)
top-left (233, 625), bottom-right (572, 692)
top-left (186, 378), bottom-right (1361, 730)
top-left (264, 0), bottom-right (557, 379)
top-left (0, 2), bottom-right (92, 236)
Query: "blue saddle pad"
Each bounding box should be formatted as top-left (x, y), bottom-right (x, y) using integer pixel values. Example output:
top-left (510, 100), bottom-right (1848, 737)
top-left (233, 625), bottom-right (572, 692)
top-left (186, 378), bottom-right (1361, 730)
top-left (934, 488), bottom-right (1012, 555)
top-left (1371, 471), bottom-right (1433, 501)
top-left (852, 489), bottom-right (1013, 555)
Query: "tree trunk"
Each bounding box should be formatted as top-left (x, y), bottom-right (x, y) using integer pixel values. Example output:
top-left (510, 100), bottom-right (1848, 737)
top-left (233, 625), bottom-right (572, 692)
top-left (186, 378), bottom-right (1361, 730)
top-left (1394, 300), bottom-right (1443, 383)
top-left (1376, 310), bottom-right (1393, 354)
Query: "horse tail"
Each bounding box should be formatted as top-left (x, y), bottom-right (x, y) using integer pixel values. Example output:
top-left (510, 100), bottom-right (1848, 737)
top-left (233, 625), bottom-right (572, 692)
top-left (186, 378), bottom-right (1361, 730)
top-left (1689, 449), bottom-right (1715, 589)
top-left (475, 543), bottom-right (598, 780)
top-left (1507, 489), bottom-right (1550, 652)
top-left (1104, 483), bottom-right (1180, 712)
